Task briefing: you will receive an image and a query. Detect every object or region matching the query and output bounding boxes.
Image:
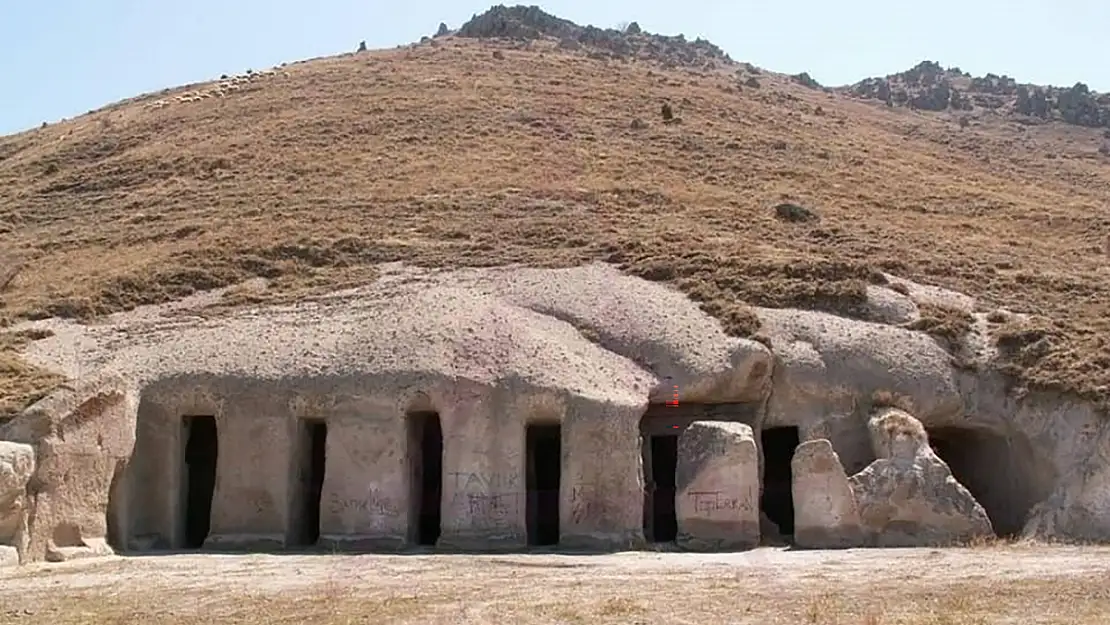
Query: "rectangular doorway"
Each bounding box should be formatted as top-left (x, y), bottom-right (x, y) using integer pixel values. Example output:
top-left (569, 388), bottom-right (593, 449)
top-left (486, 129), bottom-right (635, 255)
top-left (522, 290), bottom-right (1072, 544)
top-left (526, 424), bottom-right (561, 546)
top-left (407, 411), bottom-right (443, 546)
top-left (759, 426), bottom-right (800, 537)
top-left (290, 419), bottom-right (327, 547)
top-left (181, 415), bottom-right (218, 549)
top-left (645, 434), bottom-right (678, 543)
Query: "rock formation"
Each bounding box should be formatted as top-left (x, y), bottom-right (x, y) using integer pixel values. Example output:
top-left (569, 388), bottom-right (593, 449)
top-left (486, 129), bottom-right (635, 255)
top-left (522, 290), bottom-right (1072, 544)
top-left (849, 408), bottom-right (994, 547)
top-left (844, 60), bottom-right (1110, 129)
top-left (0, 441), bottom-right (34, 566)
top-left (451, 5), bottom-right (732, 69)
top-left (1, 373), bottom-right (135, 563)
top-left (0, 262), bottom-right (1108, 564)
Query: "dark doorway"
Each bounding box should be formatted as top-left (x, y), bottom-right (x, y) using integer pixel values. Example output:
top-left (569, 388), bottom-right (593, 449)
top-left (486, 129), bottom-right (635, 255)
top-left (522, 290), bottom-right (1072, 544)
top-left (646, 434), bottom-right (678, 543)
top-left (526, 424), bottom-right (561, 546)
top-left (182, 415), bottom-right (218, 549)
top-left (760, 426), bottom-right (800, 537)
top-left (291, 419), bottom-right (327, 546)
top-left (927, 426), bottom-right (1052, 537)
top-left (408, 411), bottom-right (443, 546)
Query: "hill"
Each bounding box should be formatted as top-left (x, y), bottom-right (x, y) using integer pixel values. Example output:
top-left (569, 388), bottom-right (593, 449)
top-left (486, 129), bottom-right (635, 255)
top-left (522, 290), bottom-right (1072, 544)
top-left (1, 5), bottom-right (1109, 418)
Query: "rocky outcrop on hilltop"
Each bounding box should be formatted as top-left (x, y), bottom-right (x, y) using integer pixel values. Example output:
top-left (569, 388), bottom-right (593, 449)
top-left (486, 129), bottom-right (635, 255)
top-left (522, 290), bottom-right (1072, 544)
top-left (449, 5), bottom-right (733, 69)
top-left (846, 60), bottom-right (1110, 128)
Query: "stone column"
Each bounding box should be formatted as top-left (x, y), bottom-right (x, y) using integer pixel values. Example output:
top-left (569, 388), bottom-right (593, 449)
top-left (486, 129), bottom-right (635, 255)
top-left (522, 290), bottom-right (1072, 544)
top-left (128, 398), bottom-right (179, 550)
top-left (438, 387), bottom-right (527, 550)
top-left (318, 411), bottom-right (409, 551)
top-left (561, 400), bottom-right (646, 551)
top-left (204, 391), bottom-right (293, 551)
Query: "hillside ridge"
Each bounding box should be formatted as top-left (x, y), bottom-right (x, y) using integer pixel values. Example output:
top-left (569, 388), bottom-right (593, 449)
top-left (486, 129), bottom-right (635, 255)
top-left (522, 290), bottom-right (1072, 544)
top-left (439, 6), bottom-right (1110, 133)
top-left (1, 6), bottom-right (1109, 420)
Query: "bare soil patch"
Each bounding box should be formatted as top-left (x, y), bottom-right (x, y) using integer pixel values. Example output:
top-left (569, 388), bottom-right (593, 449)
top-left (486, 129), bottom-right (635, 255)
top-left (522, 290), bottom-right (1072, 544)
top-left (2, 546), bottom-right (1109, 624)
top-left (2, 35), bottom-right (1109, 417)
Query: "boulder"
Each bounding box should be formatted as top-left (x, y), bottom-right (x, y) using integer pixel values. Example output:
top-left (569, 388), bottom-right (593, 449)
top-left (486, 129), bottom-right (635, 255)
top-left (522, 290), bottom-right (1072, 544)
top-left (791, 439), bottom-right (863, 548)
top-left (848, 408), bottom-right (993, 546)
top-left (674, 421), bottom-right (759, 551)
top-left (0, 441), bottom-right (35, 565)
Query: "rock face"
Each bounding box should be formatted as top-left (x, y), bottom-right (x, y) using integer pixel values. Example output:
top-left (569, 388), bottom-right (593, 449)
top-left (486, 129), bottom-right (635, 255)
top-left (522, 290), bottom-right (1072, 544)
top-left (845, 60), bottom-right (1110, 129)
top-left (1, 262), bottom-right (1109, 564)
top-left (453, 5), bottom-right (732, 69)
top-left (0, 441), bottom-right (34, 566)
top-left (849, 408), bottom-right (994, 547)
top-left (674, 421), bottom-right (759, 551)
top-left (0, 374), bottom-right (136, 563)
top-left (791, 439), bottom-right (862, 548)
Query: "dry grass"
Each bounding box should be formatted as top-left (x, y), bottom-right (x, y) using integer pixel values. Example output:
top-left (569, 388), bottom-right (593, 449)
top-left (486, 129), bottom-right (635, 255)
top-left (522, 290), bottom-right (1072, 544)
top-left (3, 549), bottom-right (1110, 624)
top-left (1, 35), bottom-right (1109, 417)
top-left (0, 328), bottom-right (62, 422)
top-left (12, 581), bottom-right (1098, 624)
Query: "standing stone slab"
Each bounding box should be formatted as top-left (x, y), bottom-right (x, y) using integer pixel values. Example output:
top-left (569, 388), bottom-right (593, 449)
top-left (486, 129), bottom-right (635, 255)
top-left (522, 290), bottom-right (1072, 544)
top-left (675, 421), bottom-right (759, 551)
top-left (791, 439), bottom-right (864, 548)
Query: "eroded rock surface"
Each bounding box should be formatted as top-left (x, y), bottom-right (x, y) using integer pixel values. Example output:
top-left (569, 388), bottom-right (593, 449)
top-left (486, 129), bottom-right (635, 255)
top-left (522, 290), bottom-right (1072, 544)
top-left (1, 262), bottom-right (1108, 563)
top-left (849, 408), bottom-right (993, 546)
top-left (674, 421), bottom-right (759, 551)
top-left (0, 441), bottom-right (34, 565)
top-left (0, 374), bottom-right (136, 563)
top-left (791, 439), bottom-right (862, 548)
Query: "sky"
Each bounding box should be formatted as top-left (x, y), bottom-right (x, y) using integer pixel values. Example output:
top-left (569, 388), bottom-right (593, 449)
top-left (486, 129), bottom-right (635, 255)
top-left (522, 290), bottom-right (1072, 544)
top-left (2, 0), bottom-right (1108, 136)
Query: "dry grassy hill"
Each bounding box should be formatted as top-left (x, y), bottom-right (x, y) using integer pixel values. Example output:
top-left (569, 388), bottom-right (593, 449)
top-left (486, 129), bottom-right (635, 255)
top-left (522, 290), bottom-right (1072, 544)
top-left (1, 6), bottom-right (1109, 418)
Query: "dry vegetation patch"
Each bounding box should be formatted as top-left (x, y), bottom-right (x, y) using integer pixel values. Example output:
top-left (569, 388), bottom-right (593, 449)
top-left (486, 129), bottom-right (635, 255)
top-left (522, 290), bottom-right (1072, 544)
top-left (1, 26), bottom-right (1109, 416)
top-left (3, 548), bottom-right (1110, 624)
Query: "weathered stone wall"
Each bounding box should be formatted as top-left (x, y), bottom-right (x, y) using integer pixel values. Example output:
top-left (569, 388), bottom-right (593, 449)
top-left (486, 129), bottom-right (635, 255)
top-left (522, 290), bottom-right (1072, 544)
top-left (4, 265), bottom-right (1110, 565)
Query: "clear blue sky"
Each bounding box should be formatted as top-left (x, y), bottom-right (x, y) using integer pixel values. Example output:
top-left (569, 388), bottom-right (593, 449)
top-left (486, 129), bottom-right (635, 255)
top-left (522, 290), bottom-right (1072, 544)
top-left (2, 1), bottom-right (1107, 136)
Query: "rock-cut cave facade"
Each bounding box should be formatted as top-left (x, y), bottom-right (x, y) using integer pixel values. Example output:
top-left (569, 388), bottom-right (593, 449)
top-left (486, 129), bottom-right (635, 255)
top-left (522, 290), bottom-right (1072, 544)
top-left (1, 264), bottom-right (1107, 565)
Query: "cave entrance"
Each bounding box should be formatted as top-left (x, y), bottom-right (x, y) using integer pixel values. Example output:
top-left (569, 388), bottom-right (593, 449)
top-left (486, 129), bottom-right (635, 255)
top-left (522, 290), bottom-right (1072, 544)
top-left (927, 426), bottom-right (1049, 537)
top-left (181, 415), bottom-right (218, 550)
top-left (407, 411), bottom-right (443, 546)
top-left (760, 426), bottom-right (799, 537)
top-left (289, 419), bottom-right (327, 547)
top-left (526, 424), bottom-right (561, 546)
top-left (644, 434), bottom-right (679, 543)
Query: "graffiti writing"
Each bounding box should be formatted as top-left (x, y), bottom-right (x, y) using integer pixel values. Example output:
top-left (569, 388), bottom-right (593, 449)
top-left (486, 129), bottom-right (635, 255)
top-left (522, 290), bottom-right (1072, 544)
top-left (329, 490), bottom-right (401, 518)
top-left (465, 493), bottom-right (518, 519)
top-left (449, 471), bottom-right (520, 491)
top-left (688, 491), bottom-right (741, 515)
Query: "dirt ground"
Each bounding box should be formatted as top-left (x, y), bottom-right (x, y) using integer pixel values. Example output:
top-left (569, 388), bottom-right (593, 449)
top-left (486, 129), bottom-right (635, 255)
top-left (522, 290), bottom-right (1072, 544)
top-left (3, 545), bottom-right (1110, 624)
